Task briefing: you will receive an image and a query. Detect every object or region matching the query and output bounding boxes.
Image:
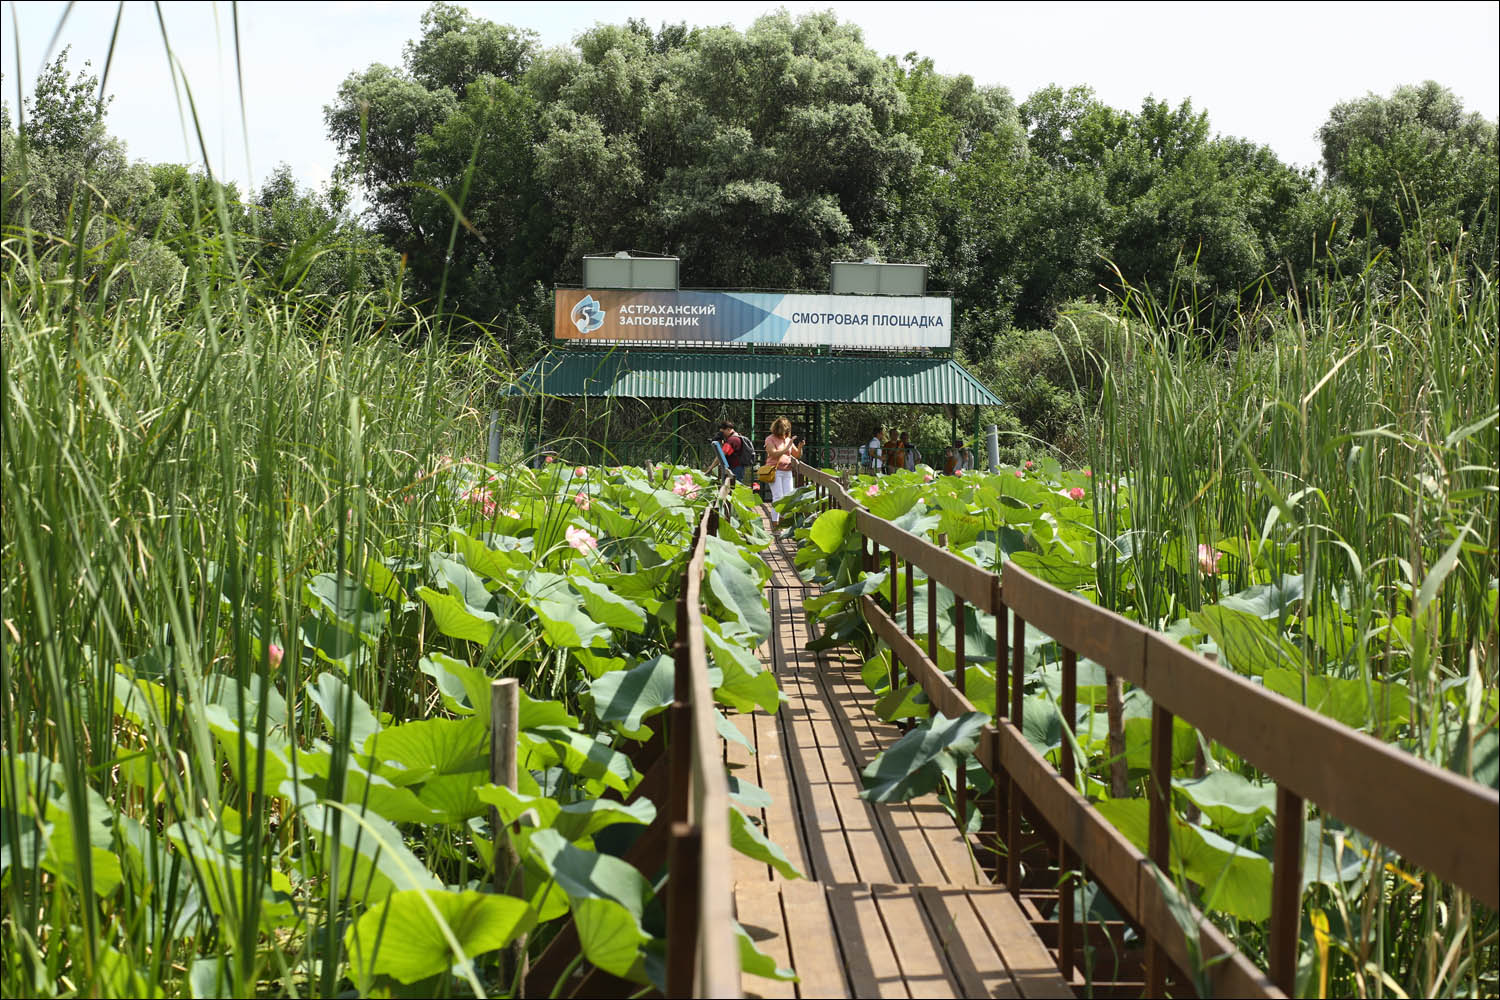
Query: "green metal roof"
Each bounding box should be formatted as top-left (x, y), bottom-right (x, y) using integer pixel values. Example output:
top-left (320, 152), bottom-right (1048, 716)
top-left (508, 350), bottom-right (1001, 406)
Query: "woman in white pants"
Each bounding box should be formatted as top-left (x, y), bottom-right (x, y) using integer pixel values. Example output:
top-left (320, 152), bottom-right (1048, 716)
top-left (763, 417), bottom-right (802, 526)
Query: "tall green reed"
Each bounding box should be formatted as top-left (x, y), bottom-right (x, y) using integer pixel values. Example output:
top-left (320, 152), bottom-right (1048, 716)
top-left (0, 209), bottom-right (503, 994)
top-left (1077, 259), bottom-right (1498, 996)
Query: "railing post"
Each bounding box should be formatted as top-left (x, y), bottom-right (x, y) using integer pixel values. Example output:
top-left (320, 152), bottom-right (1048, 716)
top-left (904, 560), bottom-right (915, 640)
top-left (889, 549), bottom-right (898, 617)
top-left (489, 678), bottom-right (526, 992)
top-left (992, 576), bottom-right (1008, 884)
top-left (954, 595), bottom-right (967, 825)
top-left (1058, 646), bottom-right (1077, 979)
top-left (889, 548), bottom-right (904, 706)
top-left (669, 530), bottom-right (697, 830)
top-left (1271, 787), bottom-right (1306, 993)
top-left (666, 821), bottom-right (703, 998)
top-left (1007, 611), bottom-right (1025, 896)
top-left (1145, 703), bottom-right (1175, 995)
top-left (928, 533), bottom-right (946, 666)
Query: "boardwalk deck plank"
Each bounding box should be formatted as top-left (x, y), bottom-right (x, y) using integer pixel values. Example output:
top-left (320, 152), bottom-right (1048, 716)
top-left (817, 643), bottom-right (987, 887)
top-left (726, 525), bottom-right (1079, 1000)
top-left (828, 883), bottom-right (908, 998)
top-left (872, 883), bottom-right (963, 998)
top-left (916, 885), bottom-right (1024, 999)
top-left (726, 710), bottom-right (772, 884)
top-left (752, 708), bottom-right (810, 881)
top-left (736, 879), bottom-right (797, 999)
top-left (780, 879), bottom-right (850, 999)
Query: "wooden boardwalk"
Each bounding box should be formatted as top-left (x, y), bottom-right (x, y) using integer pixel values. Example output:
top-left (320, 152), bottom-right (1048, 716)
top-left (727, 527), bottom-right (1075, 999)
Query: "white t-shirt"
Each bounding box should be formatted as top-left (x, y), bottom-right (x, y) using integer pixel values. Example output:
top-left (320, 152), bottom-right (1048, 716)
top-left (867, 437), bottom-right (883, 469)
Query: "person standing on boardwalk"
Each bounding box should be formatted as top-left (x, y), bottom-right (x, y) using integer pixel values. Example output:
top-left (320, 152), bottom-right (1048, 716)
top-left (888, 431), bottom-right (907, 475)
top-left (866, 426), bottom-right (886, 473)
top-left (763, 417), bottom-right (802, 527)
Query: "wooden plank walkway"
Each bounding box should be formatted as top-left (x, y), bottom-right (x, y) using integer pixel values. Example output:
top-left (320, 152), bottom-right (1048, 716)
top-left (731, 525), bottom-right (1075, 999)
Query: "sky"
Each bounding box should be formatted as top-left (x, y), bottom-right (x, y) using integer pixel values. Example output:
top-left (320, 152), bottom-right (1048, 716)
top-left (3, 0), bottom-right (1497, 198)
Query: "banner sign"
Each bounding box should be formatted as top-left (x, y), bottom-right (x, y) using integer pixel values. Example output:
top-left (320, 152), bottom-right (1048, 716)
top-left (554, 289), bottom-right (951, 349)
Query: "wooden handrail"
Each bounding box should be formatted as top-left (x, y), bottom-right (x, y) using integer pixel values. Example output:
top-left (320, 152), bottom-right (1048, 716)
top-left (666, 477), bottom-right (741, 999)
top-left (792, 459), bottom-right (1500, 995)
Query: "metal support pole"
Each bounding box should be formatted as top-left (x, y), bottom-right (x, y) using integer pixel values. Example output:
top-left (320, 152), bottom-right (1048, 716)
top-left (820, 403), bottom-right (829, 468)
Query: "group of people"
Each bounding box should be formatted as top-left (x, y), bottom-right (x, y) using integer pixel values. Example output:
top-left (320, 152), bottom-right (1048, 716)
top-left (864, 425), bottom-right (973, 475)
top-left (862, 426), bottom-right (919, 473)
top-left (708, 417), bottom-right (976, 524)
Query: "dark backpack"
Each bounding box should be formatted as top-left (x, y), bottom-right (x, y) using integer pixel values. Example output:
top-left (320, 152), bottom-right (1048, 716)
top-left (737, 433), bottom-right (759, 466)
top-left (720, 432), bottom-right (755, 468)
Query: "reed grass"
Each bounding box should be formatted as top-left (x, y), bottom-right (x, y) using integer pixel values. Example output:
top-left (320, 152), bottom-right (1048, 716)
top-left (1078, 258), bottom-right (1498, 997)
top-left (0, 196), bottom-right (503, 994)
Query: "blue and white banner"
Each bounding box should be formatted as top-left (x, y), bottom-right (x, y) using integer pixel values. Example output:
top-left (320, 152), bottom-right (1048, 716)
top-left (555, 289), bottom-right (951, 349)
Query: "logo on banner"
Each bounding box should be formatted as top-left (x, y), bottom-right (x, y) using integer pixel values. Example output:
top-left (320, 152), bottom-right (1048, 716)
top-left (570, 295), bottom-right (606, 333)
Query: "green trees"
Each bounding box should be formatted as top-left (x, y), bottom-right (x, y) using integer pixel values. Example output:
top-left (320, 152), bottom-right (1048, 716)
top-left (5, 9), bottom-right (1494, 362)
top-left (319, 6), bottom-right (1495, 354)
top-left (250, 165), bottom-right (399, 297)
top-left (1318, 81), bottom-right (1498, 274)
top-left (326, 11), bottom-right (929, 321)
top-left (2, 49), bottom-right (398, 309)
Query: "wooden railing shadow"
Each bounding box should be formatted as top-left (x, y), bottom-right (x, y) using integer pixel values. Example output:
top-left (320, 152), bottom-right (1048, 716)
top-left (791, 459), bottom-right (1499, 998)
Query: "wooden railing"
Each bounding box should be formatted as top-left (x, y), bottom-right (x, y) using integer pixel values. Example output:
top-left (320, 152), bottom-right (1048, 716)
top-left (665, 477), bottom-right (741, 998)
top-left (792, 459), bottom-right (1499, 997)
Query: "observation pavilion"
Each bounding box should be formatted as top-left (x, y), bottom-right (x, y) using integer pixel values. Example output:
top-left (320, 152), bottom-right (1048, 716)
top-left (508, 254), bottom-right (1001, 466)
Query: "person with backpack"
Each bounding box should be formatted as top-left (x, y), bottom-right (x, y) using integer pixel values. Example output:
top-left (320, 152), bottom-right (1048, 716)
top-left (709, 420), bottom-right (754, 485)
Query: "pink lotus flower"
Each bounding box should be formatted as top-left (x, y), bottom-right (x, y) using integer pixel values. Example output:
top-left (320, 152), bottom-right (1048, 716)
top-left (268, 642), bottom-right (284, 667)
top-left (1025, 460), bottom-right (1034, 469)
top-left (464, 486), bottom-right (497, 517)
top-left (955, 469), bottom-right (965, 477)
top-left (672, 473), bottom-right (700, 498)
top-left (544, 455), bottom-right (555, 464)
top-left (573, 490), bottom-right (591, 510)
top-left (1083, 469), bottom-right (1093, 478)
top-left (574, 466), bottom-right (587, 477)
top-left (565, 525), bottom-right (598, 552)
top-left (1068, 487), bottom-right (1086, 501)
top-left (866, 484), bottom-right (880, 497)
top-left (1197, 543), bottom-right (1222, 575)
top-left (1013, 469), bottom-right (1024, 479)
top-left (923, 473), bottom-right (933, 482)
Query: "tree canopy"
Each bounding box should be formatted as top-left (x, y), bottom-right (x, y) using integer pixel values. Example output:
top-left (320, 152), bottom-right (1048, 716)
top-left (3, 7), bottom-right (1495, 353)
top-left (320, 6), bottom-right (1496, 350)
